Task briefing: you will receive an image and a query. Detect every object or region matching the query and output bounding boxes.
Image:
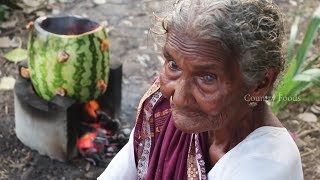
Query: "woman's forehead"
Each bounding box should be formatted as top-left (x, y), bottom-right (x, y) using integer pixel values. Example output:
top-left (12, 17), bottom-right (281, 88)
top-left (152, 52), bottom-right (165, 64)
top-left (164, 31), bottom-right (234, 66)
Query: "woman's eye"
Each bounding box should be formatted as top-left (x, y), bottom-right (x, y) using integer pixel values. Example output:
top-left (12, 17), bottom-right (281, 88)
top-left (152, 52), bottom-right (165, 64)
top-left (200, 74), bottom-right (217, 83)
top-left (168, 60), bottom-right (179, 71)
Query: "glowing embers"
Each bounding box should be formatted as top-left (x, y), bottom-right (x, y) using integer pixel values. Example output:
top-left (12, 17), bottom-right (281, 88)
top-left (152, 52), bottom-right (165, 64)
top-left (77, 100), bottom-right (129, 165)
top-left (84, 100), bottom-right (100, 119)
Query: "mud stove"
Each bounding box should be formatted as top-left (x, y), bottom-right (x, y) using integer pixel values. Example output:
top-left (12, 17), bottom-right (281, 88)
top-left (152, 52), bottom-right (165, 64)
top-left (14, 61), bottom-right (128, 165)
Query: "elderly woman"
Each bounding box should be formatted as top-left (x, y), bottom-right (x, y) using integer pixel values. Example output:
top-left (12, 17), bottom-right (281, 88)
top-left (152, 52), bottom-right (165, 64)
top-left (98, 0), bottom-right (303, 179)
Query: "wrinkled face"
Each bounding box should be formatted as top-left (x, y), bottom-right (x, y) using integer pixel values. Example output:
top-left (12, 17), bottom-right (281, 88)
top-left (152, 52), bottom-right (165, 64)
top-left (160, 31), bottom-right (251, 133)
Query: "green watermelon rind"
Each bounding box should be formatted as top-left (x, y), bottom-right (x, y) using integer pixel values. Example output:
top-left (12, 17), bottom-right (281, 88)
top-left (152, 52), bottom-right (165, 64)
top-left (28, 26), bottom-right (110, 103)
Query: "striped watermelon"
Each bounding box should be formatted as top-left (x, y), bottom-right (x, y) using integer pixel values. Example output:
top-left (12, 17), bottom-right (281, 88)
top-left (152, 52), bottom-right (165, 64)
top-left (27, 16), bottom-right (110, 103)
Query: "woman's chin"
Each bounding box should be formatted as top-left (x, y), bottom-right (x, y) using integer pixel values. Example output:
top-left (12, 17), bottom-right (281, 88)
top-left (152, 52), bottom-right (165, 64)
top-left (172, 114), bottom-right (207, 134)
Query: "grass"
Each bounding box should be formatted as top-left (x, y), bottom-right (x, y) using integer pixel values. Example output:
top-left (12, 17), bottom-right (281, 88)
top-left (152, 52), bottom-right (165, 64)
top-left (271, 5), bottom-right (320, 114)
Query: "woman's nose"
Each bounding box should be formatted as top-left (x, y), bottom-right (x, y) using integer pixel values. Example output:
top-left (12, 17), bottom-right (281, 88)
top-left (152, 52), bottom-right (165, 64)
top-left (172, 79), bottom-right (191, 108)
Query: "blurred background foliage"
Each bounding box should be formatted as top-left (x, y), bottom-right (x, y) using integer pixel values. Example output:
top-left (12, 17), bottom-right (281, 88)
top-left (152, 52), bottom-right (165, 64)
top-left (0, 4), bottom-right (10, 21)
top-left (272, 5), bottom-right (320, 114)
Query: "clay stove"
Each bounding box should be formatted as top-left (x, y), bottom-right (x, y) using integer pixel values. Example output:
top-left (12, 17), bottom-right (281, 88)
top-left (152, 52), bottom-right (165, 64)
top-left (14, 61), bottom-right (126, 163)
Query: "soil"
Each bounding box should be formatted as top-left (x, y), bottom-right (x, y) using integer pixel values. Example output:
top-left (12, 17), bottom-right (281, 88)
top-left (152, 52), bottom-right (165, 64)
top-left (0, 0), bottom-right (319, 180)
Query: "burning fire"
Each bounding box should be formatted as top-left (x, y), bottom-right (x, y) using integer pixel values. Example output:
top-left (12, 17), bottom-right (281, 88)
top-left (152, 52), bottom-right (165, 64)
top-left (84, 100), bottom-right (100, 119)
top-left (77, 100), bottom-right (119, 160)
top-left (78, 100), bottom-right (104, 155)
top-left (77, 100), bottom-right (129, 165)
top-left (77, 132), bottom-right (102, 154)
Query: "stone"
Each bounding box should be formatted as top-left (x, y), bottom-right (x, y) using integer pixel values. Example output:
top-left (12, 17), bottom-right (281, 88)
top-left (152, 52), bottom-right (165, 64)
top-left (297, 112), bottom-right (318, 122)
top-left (310, 104), bottom-right (320, 115)
top-left (277, 110), bottom-right (290, 120)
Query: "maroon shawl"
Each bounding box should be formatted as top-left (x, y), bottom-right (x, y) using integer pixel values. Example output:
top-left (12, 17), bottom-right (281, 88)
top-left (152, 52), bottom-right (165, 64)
top-left (133, 80), bottom-right (210, 180)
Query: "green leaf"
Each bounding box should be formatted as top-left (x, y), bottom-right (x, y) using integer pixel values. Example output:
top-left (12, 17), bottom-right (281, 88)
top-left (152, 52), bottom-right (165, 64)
top-left (288, 17), bottom-right (300, 62)
top-left (271, 6), bottom-right (320, 114)
top-left (303, 54), bottom-right (320, 71)
top-left (3, 48), bottom-right (27, 62)
top-left (289, 81), bottom-right (312, 97)
top-left (313, 80), bottom-right (320, 88)
top-left (294, 68), bottom-right (320, 82)
top-left (0, 5), bottom-right (10, 21)
top-left (272, 59), bottom-right (297, 113)
top-left (293, 5), bottom-right (320, 76)
top-left (274, 59), bottom-right (297, 97)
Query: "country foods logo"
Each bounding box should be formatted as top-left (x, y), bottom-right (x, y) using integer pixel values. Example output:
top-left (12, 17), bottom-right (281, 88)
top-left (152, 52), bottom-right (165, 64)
top-left (244, 93), bottom-right (301, 102)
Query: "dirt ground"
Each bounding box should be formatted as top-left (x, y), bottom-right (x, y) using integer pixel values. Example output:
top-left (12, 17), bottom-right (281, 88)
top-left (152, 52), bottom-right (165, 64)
top-left (0, 0), bottom-right (319, 179)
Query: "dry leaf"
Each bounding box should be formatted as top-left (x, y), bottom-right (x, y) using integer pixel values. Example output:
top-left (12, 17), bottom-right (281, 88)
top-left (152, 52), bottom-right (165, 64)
top-left (93, 0), bottom-right (107, 5)
top-left (0, 76), bottom-right (16, 90)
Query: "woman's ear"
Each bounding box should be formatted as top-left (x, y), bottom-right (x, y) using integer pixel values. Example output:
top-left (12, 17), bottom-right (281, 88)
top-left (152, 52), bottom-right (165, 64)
top-left (249, 68), bottom-right (279, 99)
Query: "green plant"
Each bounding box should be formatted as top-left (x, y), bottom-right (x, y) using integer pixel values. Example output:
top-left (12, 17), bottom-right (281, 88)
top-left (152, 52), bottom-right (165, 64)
top-left (0, 5), bottom-right (10, 21)
top-left (271, 5), bottom-right (320, 114)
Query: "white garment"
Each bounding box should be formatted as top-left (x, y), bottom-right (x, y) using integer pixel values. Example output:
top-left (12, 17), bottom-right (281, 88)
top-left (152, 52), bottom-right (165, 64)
top-left (207, 126), bottom-right (303, 180)
top-left (98, 126), bottom-right (303, 180)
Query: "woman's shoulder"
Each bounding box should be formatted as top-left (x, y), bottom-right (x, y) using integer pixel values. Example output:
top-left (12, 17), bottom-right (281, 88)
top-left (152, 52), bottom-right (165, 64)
top-left (239, 126), bottom-right (300, 159)
top-left (134, 77), bottom-right (170, 120)
top-left (132, 77), bottom-right (171, 166)
top-left (209, 155), bottom-right (303, 180)
top-left (230, 126), bottom-right (301, 166)
top-left (208, 126), bottom-right (303, 180)
top-left (135, 77), bottom-right (161, 118)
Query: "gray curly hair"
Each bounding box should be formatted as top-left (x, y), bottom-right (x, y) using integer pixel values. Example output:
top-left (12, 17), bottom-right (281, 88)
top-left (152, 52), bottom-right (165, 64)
top-left (155, 0), bottom-right (285, 87)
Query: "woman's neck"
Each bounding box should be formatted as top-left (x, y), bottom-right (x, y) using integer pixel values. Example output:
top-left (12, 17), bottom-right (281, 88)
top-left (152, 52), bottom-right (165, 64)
top-left (207, 102), bottom-right (282, 166)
